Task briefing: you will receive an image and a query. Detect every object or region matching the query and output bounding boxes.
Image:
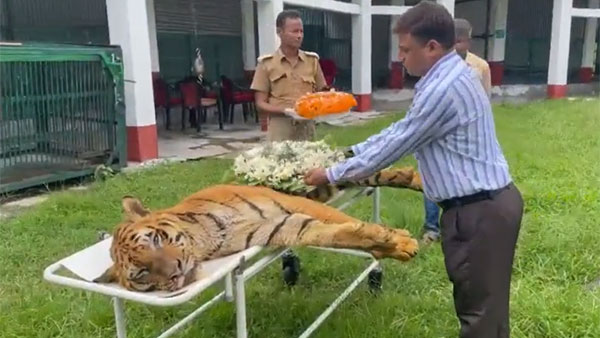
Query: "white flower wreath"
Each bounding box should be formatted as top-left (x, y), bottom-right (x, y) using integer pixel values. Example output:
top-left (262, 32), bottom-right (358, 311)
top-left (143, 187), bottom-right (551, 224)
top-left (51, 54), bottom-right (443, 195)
top-left (232, 140), bottom-right (345, 194)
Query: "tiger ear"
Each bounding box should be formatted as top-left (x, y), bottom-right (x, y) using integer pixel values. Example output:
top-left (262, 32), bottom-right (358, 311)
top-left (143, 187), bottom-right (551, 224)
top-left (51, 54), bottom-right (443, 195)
top-left (122, 196), bottom-right (150, 220)
top-left (93, 264), bottom-right (117, 284)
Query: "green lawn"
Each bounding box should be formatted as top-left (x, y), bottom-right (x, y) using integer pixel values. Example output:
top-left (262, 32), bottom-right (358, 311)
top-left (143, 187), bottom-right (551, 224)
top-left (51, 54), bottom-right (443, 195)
top-left (1, 98), bottom-right (599, 337)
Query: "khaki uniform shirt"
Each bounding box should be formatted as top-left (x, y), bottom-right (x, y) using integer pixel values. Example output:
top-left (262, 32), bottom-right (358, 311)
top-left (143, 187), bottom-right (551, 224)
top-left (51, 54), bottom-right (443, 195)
top-left (251, 49), bottom-right (327, 142)
top-left (465, 52), bottom-right (492, 97)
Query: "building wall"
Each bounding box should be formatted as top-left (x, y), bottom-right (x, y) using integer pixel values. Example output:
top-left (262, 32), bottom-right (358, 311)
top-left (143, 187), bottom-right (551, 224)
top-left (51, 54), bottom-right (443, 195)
top-left (450, 0), bottom-right (590, 84)
top-left (154, 0), bottom-right (244, 83)
top-left (285, 3), bottom-right (353, 89)
top-left (372, 0), bottom-right (393, 88)
top-left (0, 0), bottom-right (109, 43)
top-left (454, 0), bottom-right (488, 58)
top-left (597, 25), bottom-right (600, 74)
top-left (287, 0), bottom-right (392, 90)
top-left (0, 0), bottom-right (245, 84)
top-left (504, 0), bottom-right (587, 83)
top-left (1, 0), bottom-right (595, 87)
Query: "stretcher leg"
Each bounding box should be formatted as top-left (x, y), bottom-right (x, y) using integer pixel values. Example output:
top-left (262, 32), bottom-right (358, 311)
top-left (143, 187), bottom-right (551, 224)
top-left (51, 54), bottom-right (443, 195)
top-left (113, 297), bottom-right (127, 338)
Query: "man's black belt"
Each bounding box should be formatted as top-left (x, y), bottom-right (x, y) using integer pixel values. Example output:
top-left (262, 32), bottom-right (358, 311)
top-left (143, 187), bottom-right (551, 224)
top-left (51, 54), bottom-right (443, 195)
top-left (438, 184), bottom-right (511, 211)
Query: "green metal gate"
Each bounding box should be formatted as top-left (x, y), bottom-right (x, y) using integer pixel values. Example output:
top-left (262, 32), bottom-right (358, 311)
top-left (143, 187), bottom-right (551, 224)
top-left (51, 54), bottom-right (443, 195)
top-left (0, 42), bottom-right (126, 194)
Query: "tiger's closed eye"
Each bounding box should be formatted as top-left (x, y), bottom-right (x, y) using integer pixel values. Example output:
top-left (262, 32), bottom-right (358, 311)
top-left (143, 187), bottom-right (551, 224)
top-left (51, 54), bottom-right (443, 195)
top-left (153, 232), bottom-right (162, 248)
top-left (133, 268), bottom-right (149, 280)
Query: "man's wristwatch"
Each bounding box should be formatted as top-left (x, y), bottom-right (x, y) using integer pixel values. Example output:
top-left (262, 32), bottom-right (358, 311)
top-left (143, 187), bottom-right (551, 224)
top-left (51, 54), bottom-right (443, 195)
top-left (343, 147), bottom-right (355, 158)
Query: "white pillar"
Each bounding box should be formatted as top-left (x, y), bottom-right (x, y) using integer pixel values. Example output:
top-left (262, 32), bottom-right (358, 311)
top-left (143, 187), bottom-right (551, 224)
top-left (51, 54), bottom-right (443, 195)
top-left (438, 0), bottom-right (455, 16)
top-left (106, 0), bottom-right (158, 161)
top-left (146, 0), bottom-right (160, 73)
top-left (241, 0), bottom-right (256, 72)
top-left (352, 0), bottom-right (372, 111)
top-left (389, 16), bottom-right (400, 64)
top-left (487, 0), bottom-right (508, 85)
top-left (547, 0), bottom-right (573, 98)
top-left (256, 0), bottom-right (283, 56)
top-left (389, 0), bottom-right (404, 65)
top-left (580, 0), bottom-right (599, 82)
top-left (388, 0), bottom-right (404, 89)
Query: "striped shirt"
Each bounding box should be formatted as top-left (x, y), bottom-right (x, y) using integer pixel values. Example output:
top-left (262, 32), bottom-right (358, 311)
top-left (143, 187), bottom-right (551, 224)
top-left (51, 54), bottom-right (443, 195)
top-left (326, 51), bottom-right (512, 202)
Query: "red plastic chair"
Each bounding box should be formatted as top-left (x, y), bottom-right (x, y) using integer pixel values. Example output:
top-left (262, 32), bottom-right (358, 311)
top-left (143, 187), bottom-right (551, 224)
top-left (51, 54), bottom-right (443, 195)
top-left (319, 58), bottom-right (337, 88)
top-left (220, 76), bottom-right (257, 124)
top-left (152, 76), bottom-right (182, 130)
top-left (179, 79), bottom-right (220, 132)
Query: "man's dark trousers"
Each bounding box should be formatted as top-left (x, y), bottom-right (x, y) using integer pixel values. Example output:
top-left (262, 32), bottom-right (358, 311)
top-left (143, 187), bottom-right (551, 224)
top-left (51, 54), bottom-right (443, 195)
top-left (440, 183), bottom-right (523, 338)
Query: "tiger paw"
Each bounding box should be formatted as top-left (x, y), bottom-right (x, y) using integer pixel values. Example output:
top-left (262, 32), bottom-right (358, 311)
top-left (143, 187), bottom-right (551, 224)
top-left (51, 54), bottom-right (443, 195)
top-left (372, 230), bottom-right (418, 261)
top-left (393, 236), bottom-right (419, 261)
top-left (408, 172), bottom-right (423, 191)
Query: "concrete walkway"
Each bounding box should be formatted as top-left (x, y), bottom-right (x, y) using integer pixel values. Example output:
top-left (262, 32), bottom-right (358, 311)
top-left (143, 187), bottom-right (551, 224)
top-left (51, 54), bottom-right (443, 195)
top-left (152, 105), bottom-right (398, 163)
top-left (157, 123), bottom-right (265, 161)
top-left (148, 82), bottom-right (598, 163)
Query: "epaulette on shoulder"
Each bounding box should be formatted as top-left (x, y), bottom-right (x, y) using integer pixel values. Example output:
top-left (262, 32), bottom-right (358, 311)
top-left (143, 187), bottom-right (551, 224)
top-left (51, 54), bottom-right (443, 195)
top-left (257, 54), bottom-right (274, 62)
top-left (303, 51), bottom-right (320, 59)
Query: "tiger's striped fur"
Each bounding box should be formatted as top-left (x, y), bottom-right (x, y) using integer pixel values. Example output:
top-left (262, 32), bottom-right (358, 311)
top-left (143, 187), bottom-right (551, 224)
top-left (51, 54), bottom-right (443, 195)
top-left (303, 166), bottom-right (423, 202)
top-left (94, 184), bottom-right (419, 292)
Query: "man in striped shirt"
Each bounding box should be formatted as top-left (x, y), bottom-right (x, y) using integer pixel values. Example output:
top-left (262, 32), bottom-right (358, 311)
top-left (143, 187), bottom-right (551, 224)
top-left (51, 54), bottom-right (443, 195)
top-left (304, 2), bottom-right (523, 337)
top-left (421, 18), bottom-right (494, 245)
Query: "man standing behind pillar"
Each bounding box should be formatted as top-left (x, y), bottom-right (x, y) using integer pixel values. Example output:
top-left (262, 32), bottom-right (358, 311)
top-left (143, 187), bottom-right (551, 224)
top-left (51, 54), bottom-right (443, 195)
top-left (455, 18), bottom-right (492, 96)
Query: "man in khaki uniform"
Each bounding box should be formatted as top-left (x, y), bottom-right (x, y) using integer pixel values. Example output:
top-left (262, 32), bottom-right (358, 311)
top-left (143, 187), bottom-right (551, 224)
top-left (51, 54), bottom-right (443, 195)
top-left (454, 18), bottom-right (492, 97)
top-left (251, 10), bottom-right (328, 141)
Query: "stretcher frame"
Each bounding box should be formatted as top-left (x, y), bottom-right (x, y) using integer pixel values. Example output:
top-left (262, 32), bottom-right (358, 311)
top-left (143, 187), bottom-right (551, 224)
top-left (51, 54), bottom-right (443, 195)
top-left (43, 187), bottom-right (383, 338)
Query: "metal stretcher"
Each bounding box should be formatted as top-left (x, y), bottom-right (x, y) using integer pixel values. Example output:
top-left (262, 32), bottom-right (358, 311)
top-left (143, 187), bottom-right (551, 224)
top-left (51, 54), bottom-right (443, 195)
top-left (43, 187), bottom-right (384, 338)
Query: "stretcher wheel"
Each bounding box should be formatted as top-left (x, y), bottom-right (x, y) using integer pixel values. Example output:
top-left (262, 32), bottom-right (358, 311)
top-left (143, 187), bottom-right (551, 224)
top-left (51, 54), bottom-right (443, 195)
top-left (282, 250), bottom-right (301, 286)
top-left (368, 266), bottom-right (383, 293)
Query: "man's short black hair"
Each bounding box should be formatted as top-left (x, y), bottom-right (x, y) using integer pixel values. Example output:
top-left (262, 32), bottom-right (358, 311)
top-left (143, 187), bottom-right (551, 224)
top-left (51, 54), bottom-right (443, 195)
top-left (276, 10), bottom-right (302, 29)
top-left (394, 1), bottom-right (455, 50)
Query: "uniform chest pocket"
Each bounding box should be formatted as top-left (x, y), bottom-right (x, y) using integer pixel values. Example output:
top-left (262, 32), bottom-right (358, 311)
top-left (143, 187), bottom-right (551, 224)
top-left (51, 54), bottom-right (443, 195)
top-left (299, 75), bottom-right (316, 93)
top-left (269, 70), bottom-right (287, 97)
top-left (269, 70), bottom-right (286, 83)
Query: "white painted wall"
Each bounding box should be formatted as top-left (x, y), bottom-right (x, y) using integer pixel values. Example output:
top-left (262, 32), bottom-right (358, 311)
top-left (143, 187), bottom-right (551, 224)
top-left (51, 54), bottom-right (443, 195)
top-left (352, 0), bottom-right (372, 95)
top-left (241, 0), bottom-right (256, 70)
top-left (488, 0), bottom-right (508, 62)
top-left (106, 0), bottom-right (156, 127)
top-left (146, 0), bottom-right (160, 73)
top-left (455, 0), bottom-right (487, 57)
top-left (257, 0), bottom-right (283, 55)
top-left (389, 0), bottom-right (404, 64)
top-left (548, 0), bottom-right (573, 85)
top-left (438, 0), bottom-right (455, 16)
top-left (582, 0), bottom-right (600, 68)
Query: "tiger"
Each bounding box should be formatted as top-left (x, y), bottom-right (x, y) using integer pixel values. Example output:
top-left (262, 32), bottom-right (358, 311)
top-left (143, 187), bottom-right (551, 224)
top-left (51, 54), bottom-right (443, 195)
top-left (93, 182), bottom-right (420, 292)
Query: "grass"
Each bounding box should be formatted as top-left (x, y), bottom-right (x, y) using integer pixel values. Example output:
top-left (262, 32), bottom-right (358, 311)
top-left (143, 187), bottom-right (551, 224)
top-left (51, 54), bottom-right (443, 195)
top-left (1, 98), bottom-right (600, 337)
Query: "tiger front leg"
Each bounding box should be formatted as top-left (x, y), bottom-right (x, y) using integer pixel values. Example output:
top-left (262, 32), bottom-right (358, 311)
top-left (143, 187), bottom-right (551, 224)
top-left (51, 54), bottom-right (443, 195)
top-left (264, 214), bottom-right (418, 261)
top-left (354, 167), bottom-right (423, 192)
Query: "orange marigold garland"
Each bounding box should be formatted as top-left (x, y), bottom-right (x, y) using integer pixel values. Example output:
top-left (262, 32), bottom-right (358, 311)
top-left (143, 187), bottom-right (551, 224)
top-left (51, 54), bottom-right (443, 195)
top-left (294, 91), bottom-right (357, 119)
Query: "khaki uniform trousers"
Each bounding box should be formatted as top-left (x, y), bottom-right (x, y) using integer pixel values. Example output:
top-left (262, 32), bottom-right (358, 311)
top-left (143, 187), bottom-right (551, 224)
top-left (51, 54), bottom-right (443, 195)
top-left (267, 115), bottom-right (316, 142)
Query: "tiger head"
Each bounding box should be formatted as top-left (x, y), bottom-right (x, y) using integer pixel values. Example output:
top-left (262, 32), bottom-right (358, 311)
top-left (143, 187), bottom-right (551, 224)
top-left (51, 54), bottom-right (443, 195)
top-left (93, 196), bottom-right (198, 292)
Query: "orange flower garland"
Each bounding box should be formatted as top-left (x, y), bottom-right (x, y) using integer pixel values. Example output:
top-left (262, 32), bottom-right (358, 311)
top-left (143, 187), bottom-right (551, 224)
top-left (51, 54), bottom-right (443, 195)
top-left (294, 91), bottom-right (357, 119)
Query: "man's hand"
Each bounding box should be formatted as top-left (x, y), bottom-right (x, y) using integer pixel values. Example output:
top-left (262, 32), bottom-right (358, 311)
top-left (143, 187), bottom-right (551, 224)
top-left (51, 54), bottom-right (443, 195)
top-left (304, 168), bottom-right (329, 186)
top-left (283, 108), bottom-right (309, 120)
top-left (255, 91), bottom-right (287, 115)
